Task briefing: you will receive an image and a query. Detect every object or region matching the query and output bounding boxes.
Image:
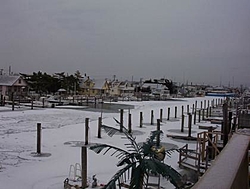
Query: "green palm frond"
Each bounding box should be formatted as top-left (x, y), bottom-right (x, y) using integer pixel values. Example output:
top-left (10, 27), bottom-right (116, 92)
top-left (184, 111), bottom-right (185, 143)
top-left (144, 159), bottom-right (185, 189)
top-left (89, 143), bottom-right (130, 159)
top-left (129, 163), bottom-right (147, 189)
top-left (103, 162), bottom-right (136, 189)
top-left (147, 130), bottom-right (163, 144)
top-left (117, 153), bottom-right (140, 167)
top-left (141, 130), bottom-right (163, 156)
top-left (102, 124), bottom-right (141, 153)
top-left (102, 124), bottom-right (121, 137)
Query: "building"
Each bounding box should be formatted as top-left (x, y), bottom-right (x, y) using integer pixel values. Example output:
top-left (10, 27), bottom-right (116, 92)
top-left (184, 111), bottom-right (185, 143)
top-left (0, 75), bottom-right (28, 100)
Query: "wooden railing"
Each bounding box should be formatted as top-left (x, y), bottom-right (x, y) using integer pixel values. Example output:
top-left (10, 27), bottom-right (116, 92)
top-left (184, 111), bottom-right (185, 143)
top-left (192, 132), bottom-right (250, 189)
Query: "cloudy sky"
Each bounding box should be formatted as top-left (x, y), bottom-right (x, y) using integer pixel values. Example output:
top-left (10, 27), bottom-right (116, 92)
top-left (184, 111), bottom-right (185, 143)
top-left (0, 0), bottom-right (250, 86)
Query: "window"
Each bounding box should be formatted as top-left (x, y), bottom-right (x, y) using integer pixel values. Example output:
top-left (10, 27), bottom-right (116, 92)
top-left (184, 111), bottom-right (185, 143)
top-left (18, 79), bottom-right (22, 84)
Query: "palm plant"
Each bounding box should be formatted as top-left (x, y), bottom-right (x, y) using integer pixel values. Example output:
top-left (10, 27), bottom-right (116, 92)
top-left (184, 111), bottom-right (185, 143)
top-left (89, 124), bottom-right (185, 189)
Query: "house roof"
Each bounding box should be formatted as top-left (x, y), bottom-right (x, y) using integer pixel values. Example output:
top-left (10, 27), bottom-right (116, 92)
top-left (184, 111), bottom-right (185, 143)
top-left (0, 75), bottom-right (21, 86)
top-left (93, 79), bottom-right (109, 89)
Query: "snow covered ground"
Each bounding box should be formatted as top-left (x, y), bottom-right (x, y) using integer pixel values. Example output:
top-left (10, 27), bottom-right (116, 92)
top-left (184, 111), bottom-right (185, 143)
top-left (0, 96), bottom-right (221, 189)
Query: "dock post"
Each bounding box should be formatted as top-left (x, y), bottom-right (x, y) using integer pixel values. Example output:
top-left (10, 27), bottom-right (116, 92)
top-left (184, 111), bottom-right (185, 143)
top-left (198, 109), bottom-right (201, 123)
top-left (202, 109), bottom-right (205, 120)
top-left (204, 100), bottom-right (206, 109)
top-left (37, 123), bottom-right (41, 154)
top-left (200, 101), bottom-right (203, 110)
top-left (181, 105), bottom-right (184, 116)
top-left (206, 107), bottom-right (209, 118)
top-left (194, 109), bottom-right (197, 125)
top-left (174, 106), bottom-right (177, 118)
top-left (181, 114), bottom-right (185, 132)
top-left (156, 119), bottom-right (161, 147)
top-left (187, 105), bottom-right (189, 114)
top-left (139, 112), bottom-right (143, 128)
top-left (167, 107), bottom-right (170, 120)
top-left (128, 113), bottom-right (132, 133)
top-left (151, 110), bottom-right (154, 125)
top-left (192, 104), bottom-right (195, 114)
top-left (85, 118), bottom-right (89, 145)
top-left (223, 103), bottom-right (228, 146)
top-left (98, 117), bottom-right (102, 138)
top-left (120, 109), bottom-right (124, 132)
top-left (81, 146), bottom-right (87, 188)
top-left (160, 109), bottom-right (163, 122)
top-left (188, 113), bottom-right (192, 137)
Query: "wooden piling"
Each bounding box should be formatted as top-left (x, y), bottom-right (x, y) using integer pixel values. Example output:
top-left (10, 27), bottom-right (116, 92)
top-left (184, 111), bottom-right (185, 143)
top-left (181, 105), bottom-right (184, 116)
top-left (188, 113), bottom-right (192, 137)
top-left (223, 103), bottom-right (228, 146)
top-left (204, 100), bottom-right (206, 109)
top-left (81, 146), bottom-right (87, 188)
top-left (192, 104), bottom-right (195, 114)
top-left (174, 106), bottom-right (177, 118)
top-left (202, 109), bottom-right (205, 120)
top-left (98, 117), bottom-right (102, 138)
top-left (181, 114), bottom-right (185, 132)
top-left (167, 107), bottom-right (170, 120)
top-left (139, 112), bottom-right (143, 128)
top-left (160, 109), bottom-right (163, 122)
top-left (200, 101), bottom-right (203, 110)
top-left (156, 119), bottom-right (161, 146)
top-left (151, 110), bottom-right (154, 125)
top-left (194, 109), bottom-right (197, 125)
top-left (128, 113), bottom-right (132, 133)
top-left (37, 123), bottom-right (41, 154)
top-left (120, 109), bottom-right (124, 132)
top-left (85, 118), bottom-right (89, 145)
top-left (198, 109), bottom-right (201, 123)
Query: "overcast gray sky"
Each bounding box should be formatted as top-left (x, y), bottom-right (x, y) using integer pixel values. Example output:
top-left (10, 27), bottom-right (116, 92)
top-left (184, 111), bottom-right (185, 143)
top-left (0, 0), bottom-right (250, 86)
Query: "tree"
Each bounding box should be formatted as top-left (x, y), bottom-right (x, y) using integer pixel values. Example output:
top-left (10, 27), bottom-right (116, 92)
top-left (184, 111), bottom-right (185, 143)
top-left (89, 125), bottom-right (185, 189)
